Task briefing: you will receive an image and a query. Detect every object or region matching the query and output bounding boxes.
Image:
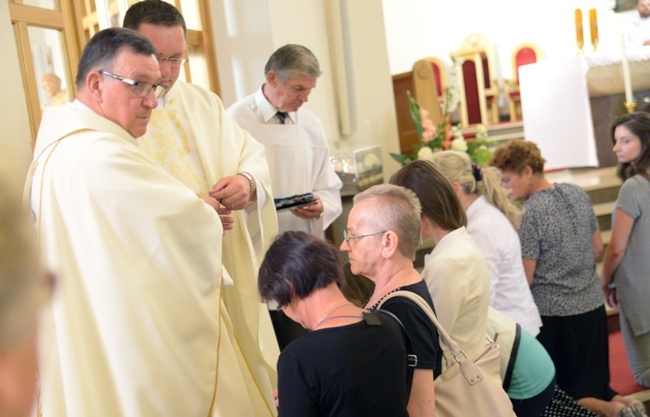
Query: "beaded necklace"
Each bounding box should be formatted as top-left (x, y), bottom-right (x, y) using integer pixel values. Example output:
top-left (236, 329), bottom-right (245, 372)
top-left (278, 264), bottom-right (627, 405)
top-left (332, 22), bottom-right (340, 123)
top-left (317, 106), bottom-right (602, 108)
top-left (364, 287), bottom-right (402, 311)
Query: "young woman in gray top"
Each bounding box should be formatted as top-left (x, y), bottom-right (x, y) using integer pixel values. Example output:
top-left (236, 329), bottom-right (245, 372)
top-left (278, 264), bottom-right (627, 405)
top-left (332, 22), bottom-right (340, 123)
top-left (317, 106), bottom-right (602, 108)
top-left (602, 112), bottom-right (650, 389)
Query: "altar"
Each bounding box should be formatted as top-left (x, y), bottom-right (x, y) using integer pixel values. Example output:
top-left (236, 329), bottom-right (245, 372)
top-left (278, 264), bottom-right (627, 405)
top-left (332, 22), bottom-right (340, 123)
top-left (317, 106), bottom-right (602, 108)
top-left (519, 48), bottom-right (650, 170)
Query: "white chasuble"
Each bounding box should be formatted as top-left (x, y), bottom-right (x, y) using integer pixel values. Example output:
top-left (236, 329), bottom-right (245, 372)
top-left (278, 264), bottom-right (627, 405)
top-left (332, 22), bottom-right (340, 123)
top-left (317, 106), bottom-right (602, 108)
top-left (29, 105), bottom-right (274, 416)
top-left (137, 81), bottom-right (280, 415)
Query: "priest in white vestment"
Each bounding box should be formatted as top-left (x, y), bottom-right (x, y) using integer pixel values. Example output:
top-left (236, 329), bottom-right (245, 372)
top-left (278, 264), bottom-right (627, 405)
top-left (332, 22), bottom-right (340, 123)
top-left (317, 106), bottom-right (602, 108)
top-left (28, 27), bottom-right (274, 417)
top-left (228, 44), bottom-right (343, 350)
top-left (123, 3), bottom-right (280, 413)
top-left (625, 0), bottom-right (650, 47)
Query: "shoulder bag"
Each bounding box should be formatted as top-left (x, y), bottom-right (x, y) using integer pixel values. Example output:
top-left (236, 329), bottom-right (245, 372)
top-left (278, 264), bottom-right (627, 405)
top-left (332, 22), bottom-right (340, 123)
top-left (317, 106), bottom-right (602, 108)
top-left (378, 290), bottom-right (516, 417)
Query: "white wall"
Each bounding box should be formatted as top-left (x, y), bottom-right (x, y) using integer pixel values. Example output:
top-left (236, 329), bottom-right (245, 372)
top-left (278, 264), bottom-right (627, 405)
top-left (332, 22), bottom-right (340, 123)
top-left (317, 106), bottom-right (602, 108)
top-left (211, 0), bottom-right (403, 175)
top-left (0, 1), bottom-right (34, 199)
top-left (382, 0), bottom-right (637, 79)
top-left (2, 0), bottom-right (639, 189)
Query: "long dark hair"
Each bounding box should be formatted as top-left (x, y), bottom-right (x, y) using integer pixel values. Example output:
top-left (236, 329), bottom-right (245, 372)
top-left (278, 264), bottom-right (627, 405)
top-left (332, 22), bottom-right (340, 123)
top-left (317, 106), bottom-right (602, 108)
top-left (390, 160), bottom-right (466, 230)
top-left (611, 112), bottom-right (650, 181)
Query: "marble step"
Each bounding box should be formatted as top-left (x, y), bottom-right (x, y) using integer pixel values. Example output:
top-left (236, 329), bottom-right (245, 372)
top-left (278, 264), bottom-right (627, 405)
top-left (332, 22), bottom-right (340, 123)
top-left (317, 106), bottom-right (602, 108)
top-left (546, 166), bottom-right (622, 204)
top-left (594, 201), bottom-right (615, 232)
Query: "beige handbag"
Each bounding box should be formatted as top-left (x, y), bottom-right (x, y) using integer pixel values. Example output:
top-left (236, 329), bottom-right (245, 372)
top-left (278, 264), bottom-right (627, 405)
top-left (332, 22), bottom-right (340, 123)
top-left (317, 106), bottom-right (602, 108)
top-left (378, 291), bottom-right (516, 417)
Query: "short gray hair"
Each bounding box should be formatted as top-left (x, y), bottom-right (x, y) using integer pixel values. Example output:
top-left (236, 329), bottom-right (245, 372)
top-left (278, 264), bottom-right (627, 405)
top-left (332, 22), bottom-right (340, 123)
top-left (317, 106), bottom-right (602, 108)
top-left (0, 181), bottom-right (48, 348)
top-left (264, 44), bottom-right (322, 83)
top-left (353, 184), bottom-right (422, 260)
top-left (76, 27), bottom-right (158, 89)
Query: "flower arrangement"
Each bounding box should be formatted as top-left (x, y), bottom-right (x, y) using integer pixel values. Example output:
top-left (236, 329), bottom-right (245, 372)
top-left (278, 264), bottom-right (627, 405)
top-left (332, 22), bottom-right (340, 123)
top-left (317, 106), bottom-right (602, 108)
top-left (390, 91), bottom-right (495, 166)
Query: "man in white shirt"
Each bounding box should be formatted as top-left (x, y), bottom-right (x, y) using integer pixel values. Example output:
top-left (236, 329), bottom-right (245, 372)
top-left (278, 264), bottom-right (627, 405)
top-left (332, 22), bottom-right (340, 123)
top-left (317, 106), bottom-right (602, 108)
top-left (228, 44), bottom-right (343, 349)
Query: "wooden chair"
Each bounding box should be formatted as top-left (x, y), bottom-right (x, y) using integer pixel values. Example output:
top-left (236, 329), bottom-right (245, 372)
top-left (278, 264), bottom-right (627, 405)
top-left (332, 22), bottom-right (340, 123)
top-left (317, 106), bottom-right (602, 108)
top-left (506, 42), bottom-right (543, 121)
top-left (412, 57), bottom-right (447, 127)
top-left (452, 34), bottom-right (500, 126)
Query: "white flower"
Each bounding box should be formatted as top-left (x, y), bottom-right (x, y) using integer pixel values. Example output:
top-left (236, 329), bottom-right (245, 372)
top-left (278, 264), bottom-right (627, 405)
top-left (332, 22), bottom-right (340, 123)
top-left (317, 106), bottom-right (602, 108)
top-left (450, 137), bottom-right (468, 152)
top-left (417, 146), bottom-right (433, 159)
top-left (475, 124), bottom-right (488, 141)
top-left (445, 56), bottom-right (462, 113)
top-left (450, 126), bottom-right (464, 142)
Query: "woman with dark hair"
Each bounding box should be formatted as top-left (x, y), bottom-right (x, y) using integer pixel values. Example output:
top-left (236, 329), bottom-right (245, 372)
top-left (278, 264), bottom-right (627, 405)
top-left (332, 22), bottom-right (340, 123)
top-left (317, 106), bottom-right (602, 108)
top-left (258, 231), bottom-right (410, 417)
top-left (602, 112), bottom-right (650, 388)
top-left (490, 140), bottom-right (644, 417)
top-left (390, 160), bottom-right (491, 363)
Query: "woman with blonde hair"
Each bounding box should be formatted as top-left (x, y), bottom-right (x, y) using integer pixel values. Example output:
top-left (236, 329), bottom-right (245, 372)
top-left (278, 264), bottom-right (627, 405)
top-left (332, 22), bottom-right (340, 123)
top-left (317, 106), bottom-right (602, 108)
top-left (426, 151), bottom-right (542, 335)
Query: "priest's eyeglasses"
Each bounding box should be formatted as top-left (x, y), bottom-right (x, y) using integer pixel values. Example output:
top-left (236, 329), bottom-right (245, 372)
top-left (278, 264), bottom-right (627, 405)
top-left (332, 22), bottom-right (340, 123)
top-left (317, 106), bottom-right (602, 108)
top-left (156, 51), bottom-right (189, 68)
top-left (99, 70), bottom-right (167, 98)
top-left (343, 230), bottom-right (387, 244)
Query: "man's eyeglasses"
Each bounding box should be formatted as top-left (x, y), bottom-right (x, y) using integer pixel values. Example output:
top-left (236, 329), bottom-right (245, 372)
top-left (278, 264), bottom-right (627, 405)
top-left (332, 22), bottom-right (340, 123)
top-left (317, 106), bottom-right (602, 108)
top-left (343, 230), bottom-right (387, 244)
top-left (156, 52), bottom-right (189, 68)
top-left (100, 70), bottom-right (167, 98)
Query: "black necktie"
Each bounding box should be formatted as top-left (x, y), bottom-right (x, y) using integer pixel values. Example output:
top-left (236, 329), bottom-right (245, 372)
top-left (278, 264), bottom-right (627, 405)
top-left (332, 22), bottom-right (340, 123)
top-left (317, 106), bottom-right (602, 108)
top-left (276, 112), bottom-right (288, 124)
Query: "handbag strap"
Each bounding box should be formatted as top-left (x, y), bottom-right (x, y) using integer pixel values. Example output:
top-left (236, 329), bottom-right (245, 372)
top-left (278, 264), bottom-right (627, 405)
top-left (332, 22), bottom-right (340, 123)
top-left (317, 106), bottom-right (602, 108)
top-left (367, 310), bottom-right (417, 399)
top-left (377, 290), bottom-right (465, 358)
top-left (378, 291), bottom-right (488, 385)
top-left (371, 310), bottom-right (418, 368)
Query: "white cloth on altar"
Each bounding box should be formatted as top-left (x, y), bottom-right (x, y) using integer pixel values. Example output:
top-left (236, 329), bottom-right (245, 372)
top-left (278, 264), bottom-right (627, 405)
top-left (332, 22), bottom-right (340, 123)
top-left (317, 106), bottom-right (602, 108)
top-left (28, 103), bottom-right (274, 416)
top-left (137, 80), bottom-right (280, 414)
top-left (519, 57), bottom-right (599, 170)
top-left (227, 87), bottom-right (343, 237)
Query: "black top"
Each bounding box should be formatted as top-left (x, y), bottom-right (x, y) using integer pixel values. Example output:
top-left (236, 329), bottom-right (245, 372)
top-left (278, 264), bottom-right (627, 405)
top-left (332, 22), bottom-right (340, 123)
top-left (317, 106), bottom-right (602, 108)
top-left (367, 280), bottom-right (443, 377)
top-left (277, 311), bottom-right (410, 417)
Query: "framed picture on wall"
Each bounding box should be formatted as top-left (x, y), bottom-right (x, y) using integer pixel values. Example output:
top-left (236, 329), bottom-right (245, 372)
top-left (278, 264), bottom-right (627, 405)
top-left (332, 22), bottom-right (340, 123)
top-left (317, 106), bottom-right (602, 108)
top-left (614, 0), bottom-right (637, 12)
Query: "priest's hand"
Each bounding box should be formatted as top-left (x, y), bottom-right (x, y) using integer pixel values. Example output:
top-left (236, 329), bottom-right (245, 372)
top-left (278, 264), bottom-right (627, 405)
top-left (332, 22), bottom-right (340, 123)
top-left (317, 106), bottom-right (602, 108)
top-left (209, 174), bottom-right (256, 211)
top-left (291, 194), bottom-right (324, 220)
top-left (197, 193), bottom-right (235, 235)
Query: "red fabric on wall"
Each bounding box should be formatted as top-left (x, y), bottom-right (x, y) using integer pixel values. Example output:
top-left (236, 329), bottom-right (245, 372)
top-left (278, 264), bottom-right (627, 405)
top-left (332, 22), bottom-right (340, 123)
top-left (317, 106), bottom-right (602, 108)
top-left (515, 47), bottom-right (537, 83)
top-left (430, 62), bottom-right (443, 98)
top-left (462, 60), bottom-right (482, 125)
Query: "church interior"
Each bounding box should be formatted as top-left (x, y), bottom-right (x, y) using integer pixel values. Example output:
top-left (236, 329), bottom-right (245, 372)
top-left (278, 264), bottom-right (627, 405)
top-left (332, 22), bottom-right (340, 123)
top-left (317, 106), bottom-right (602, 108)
top-left (1, 0), bottom-right (650, 413)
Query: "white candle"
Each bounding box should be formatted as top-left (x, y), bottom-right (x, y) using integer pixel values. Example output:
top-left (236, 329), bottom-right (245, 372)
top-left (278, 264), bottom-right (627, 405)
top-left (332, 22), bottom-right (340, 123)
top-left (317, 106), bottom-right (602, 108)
top-left (621, 33), bottom-right (633, 102)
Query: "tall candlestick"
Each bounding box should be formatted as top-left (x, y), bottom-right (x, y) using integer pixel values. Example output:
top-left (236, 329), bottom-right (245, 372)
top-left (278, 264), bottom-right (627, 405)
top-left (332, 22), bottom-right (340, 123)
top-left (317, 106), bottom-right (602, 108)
top-left (575, 9), bottom-right (584, 52)
top-left (621, 33), bottom-right (633, 103)
top-left (589, 8), bottom-right (599, 51)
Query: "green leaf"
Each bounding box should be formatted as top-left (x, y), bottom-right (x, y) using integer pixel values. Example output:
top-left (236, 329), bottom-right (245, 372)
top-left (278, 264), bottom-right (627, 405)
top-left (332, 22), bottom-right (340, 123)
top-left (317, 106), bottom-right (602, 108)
top-left (406, 91), bottom-right (424, 139)
top-left (390, 152), bottom-right (411, 166)
top-left (473, 148), bottom-right (492, 165)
